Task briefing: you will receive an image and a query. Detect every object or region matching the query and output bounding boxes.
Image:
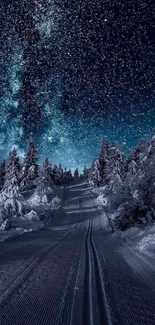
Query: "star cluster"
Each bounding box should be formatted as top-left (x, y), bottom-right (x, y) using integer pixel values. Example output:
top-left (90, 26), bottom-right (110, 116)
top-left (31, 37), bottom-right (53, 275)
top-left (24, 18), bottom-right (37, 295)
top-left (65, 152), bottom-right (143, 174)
top-left (0, 0), bottom-right (155, 169)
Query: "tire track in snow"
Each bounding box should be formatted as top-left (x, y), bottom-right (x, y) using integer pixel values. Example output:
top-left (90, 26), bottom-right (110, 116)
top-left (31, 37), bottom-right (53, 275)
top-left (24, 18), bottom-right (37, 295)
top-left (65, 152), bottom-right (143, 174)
top-left (82, 220), bottom-right (94, 325)
top-left (91, 225), bottom-right (112, 325)
top-left (69, 220), bottom-right (89, 325)
top-left (71, 215), bottom-right (113, 324)
top-left (92, 224), bottom-right (122, 325)
top-left (55, 200), bottom-right (88, 325)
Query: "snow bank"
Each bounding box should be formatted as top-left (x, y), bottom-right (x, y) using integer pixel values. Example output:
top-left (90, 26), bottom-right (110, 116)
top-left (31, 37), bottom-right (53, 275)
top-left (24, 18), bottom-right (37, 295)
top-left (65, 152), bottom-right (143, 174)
top-left (96, 194), bottom-right (107, 206)
top-left (0, 184), bottom-right (63, 244)
top-left (26, 191), bottom-right (61, 209)
top-left (23, 210), bottom-right (39, 221)
top-left (0, 227), bottom-right (38, 243)
top-left (136, 234), bottom-right (155, 252)
top-left (51, 196), bottom-right (61, 208)
top-left (115, 221), bottom-right (155, 257)
top-left (0, 219), bottom-right (10, 231)
top-left (134, 223), bottom-right (155, 255)
top-left (27, 192), bottom-right (45, 206)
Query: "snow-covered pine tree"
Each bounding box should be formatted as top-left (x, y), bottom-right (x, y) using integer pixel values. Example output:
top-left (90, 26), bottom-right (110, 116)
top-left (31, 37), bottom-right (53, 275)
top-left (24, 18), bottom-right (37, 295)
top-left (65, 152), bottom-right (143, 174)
top-left (91, 158), bottom-right (103, 186)
top-left (2, 148), bottom-right (21, 198)
top-left (126, 139), bottom-right (148, 166)
top-left (0, 160), bottom-right (6, 189)
top-left (103, 144), bottom-right (125, 208)
top-left (83, 166), bottom-right (89, 179)
top-left (0, 149), bottom-right (23, 221)
top-left (124, 159), bottom-right (138, 195)
top-left (51, 164), bottom-right (59, 183)
top-left (123, 139), bottom-right (149, 202)
top-left (137, 136), bottom-right (155, 209)
top-left (35, 166), bottom-right (52, 204)
top-left (58, 163), bottom-right (63, 178)
top-left (99, 138), bottom-right (109, 161)
top-left (74, 168), bottom-right (79, 179)
top-left (20, 137), bottom-right (38, 190)
top-left (104, 145), bottom-right (125, 187)
top-left (43, 158), bottom-right (55, 191)
top-left (66, 169), bottom-right (73, 180)
top-left (126, 159), bottom-right (137, 178)
top-left (43, 158), bottom-right (55, 186)
top-left (88, 139), bottom-right (109, 186)
top-left (116, 136), bottom-right (155, 229)
top-left (63, 167), bottom-right (67, 179)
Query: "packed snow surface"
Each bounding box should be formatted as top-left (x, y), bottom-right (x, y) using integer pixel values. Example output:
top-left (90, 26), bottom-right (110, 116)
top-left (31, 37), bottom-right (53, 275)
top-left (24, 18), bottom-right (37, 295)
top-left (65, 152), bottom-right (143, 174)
top-left (1, 181), bottom-right (155, 325)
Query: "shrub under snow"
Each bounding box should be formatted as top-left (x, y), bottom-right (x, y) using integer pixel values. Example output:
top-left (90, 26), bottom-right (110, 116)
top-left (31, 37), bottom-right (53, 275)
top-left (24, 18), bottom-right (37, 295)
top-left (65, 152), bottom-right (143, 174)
top-left (51, 196), bottom-right (61, 208)
top-left (96, 194), bottom-right (108, 206)
top-left (24, 210), bottom-right (39, 221)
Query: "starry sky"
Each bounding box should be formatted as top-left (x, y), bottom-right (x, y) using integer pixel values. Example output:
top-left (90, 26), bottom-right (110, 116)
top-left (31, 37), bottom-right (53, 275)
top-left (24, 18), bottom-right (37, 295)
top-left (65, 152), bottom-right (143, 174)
top-left (0, 0), bottom-right (155, 169)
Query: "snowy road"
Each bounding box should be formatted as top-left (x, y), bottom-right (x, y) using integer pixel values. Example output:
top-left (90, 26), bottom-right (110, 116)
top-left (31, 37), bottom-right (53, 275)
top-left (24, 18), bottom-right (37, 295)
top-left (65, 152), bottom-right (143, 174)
top-left (0, 182), bottom-right (155, 324)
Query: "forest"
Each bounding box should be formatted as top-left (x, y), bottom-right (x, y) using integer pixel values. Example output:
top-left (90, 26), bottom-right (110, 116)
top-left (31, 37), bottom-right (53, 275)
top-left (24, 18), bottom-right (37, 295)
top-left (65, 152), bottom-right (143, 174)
top-left (1, 134), bottom-right (155, 232)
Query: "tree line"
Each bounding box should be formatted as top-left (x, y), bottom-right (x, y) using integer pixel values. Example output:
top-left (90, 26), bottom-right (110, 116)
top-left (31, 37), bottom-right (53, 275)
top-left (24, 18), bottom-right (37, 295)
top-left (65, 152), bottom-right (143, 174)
top-left (88, 136), bottom-right (155, 229)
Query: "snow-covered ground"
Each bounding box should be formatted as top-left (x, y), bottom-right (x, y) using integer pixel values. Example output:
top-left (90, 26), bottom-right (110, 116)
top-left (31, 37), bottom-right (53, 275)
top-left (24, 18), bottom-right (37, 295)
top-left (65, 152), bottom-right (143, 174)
top-left (0, 186), bottom-right (62, 243)
top-left (113, 222), bottom-right (155, 257)
top-left (1, 181), bottom-right (155, 324)
top-left (91, 183), bottom-right (155, 258)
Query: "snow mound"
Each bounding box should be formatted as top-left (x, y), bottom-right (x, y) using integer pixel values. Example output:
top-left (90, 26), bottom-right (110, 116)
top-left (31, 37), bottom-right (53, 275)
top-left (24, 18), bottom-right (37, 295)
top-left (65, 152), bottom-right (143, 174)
top-left (136, 233), bottom-right (155, 252)
top-left (51, 196), bottom-right (61, 208)
top-left (23, 228), bottom-right (34, 232)
top-left (24, 210), bottom-right (39, 221)
top-left (96, 194), bottom-right (107, 206)
top-left (0, 219), bottom-right (10, 231)
top-left (27, 192), bottom-right (49, 206)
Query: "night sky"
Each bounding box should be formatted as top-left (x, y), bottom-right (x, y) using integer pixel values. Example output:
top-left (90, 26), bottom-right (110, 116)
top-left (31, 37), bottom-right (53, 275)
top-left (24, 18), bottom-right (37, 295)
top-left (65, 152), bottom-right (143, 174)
top-left (0, 0), bottom-right (155, 169)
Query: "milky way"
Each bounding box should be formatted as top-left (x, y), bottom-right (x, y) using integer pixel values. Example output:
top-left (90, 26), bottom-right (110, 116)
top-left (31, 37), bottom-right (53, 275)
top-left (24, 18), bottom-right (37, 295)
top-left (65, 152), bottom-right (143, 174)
top-left (0, 0), bottom-right (155, 169)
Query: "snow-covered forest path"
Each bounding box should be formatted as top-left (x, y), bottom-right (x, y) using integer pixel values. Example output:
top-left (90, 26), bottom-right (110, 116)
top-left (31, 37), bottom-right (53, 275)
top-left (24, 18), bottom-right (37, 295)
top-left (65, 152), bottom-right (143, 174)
top-left (0, 182), bottom-right (155, 324)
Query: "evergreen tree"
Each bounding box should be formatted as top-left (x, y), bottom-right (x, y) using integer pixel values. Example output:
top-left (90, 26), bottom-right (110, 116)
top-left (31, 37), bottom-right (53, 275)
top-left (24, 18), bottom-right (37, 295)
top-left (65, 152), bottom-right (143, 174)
top-left (88, 139), bottom-right (109, 186)
top-left (43, 158), bottom-right (55, 185)
top-left (83, 166), bottom-right (90, 179)
top-left (51, 164), bottom-right (59, 183)
top-left (68, 169), bottom-right (72, 180)
top-left (99, 138), bottom-right (109, 160)
top-left (58, 163), bottom-right (63, 178)
top-left (104, 145), bottom-right (125, 187)
top-left (0, 160), bottom-right (6, 189)
top-left (91, 158), bottom-right (103, 186)
top-left (20, 137), bottom-right (38, 189)
top-left (116, 136), bottom-right (155, 229)
top-left (74, 168), bottom-right (79, 179)
top-left (63, 167), bottom-right (67, 179)
top-left (2, 148), bottom-right (21, 198)
top-left (36, 166), bottom-right (53, 204)
top-left (0, 149), bottom-right (23, 220)
top-left (65, 169), bottom-right (73, 180)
